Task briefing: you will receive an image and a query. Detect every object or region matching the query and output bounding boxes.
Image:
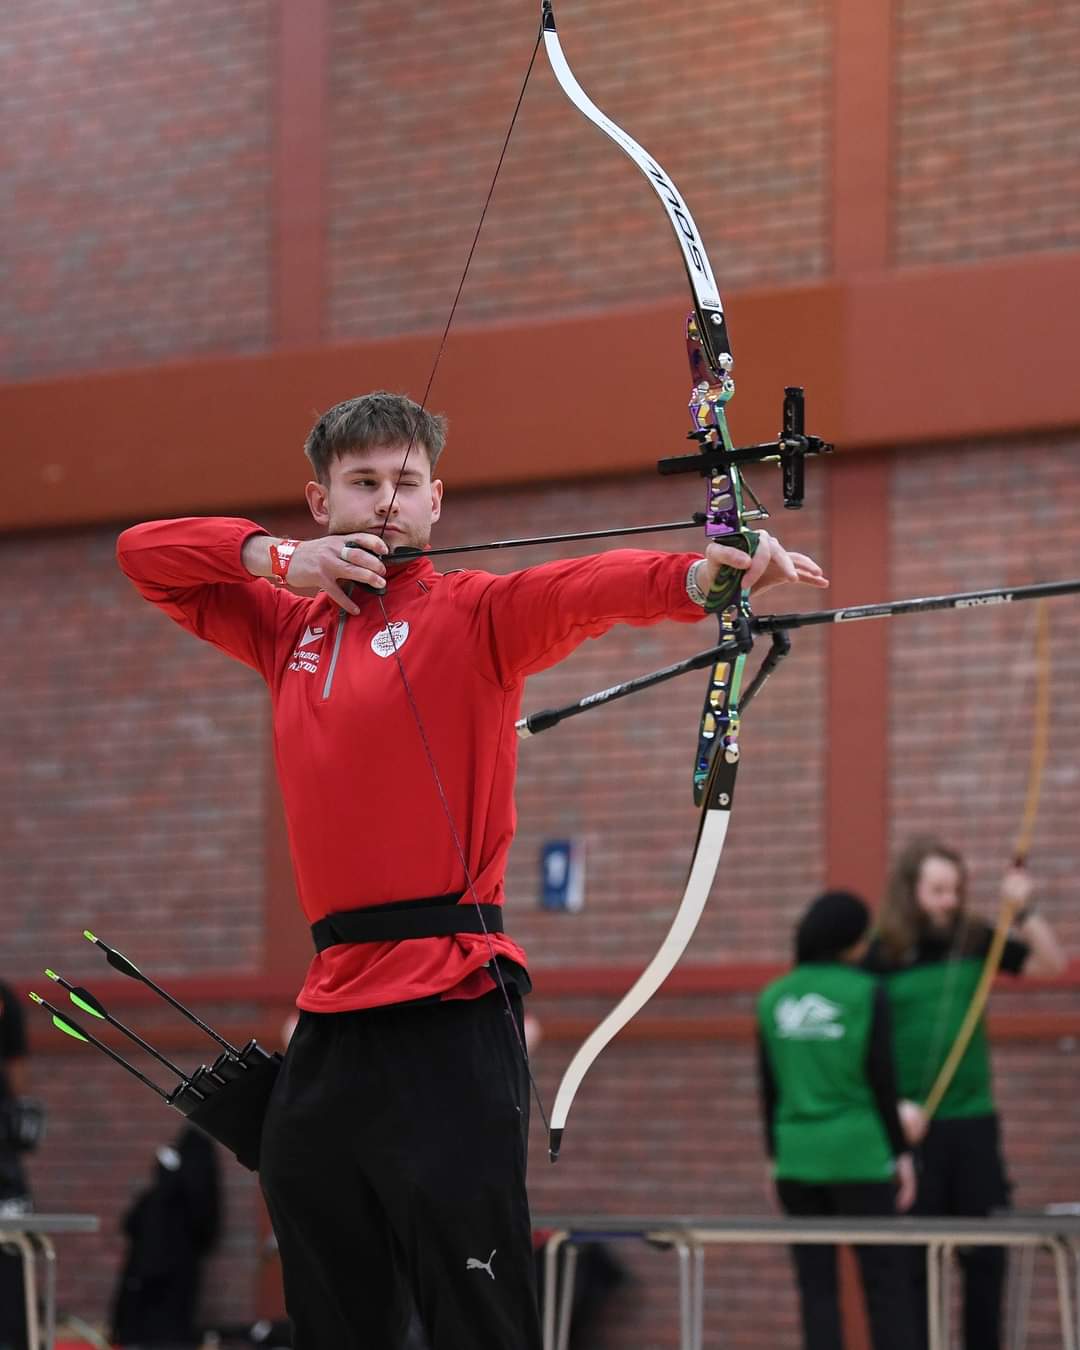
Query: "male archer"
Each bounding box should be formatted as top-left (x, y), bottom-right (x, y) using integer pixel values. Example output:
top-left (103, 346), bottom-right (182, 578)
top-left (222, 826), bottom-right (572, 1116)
top-left (117, 390), bottom-right (828, 1349)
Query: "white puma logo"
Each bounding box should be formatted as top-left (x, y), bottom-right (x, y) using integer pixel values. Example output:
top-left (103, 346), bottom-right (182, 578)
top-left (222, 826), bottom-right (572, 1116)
top-left (466, 1249), bottom-right (496, 1280)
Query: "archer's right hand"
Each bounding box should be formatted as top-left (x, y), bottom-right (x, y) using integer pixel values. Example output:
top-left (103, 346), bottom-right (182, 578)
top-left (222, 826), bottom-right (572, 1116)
top-left (287, 534), bottom-right (389, 614)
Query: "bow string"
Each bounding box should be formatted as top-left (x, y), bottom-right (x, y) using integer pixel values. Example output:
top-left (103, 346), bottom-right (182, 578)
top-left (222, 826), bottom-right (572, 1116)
top-left (370, 0), bottom-right (830, 1162)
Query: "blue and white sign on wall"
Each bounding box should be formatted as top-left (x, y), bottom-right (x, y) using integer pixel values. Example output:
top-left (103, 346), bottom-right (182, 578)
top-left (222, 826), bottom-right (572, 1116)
top-left (539, 838), bottom-right (586, 913)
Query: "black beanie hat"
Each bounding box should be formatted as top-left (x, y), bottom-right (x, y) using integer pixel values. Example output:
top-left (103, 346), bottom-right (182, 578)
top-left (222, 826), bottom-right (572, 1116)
top-left (795, 890), bottom-right (871, 963)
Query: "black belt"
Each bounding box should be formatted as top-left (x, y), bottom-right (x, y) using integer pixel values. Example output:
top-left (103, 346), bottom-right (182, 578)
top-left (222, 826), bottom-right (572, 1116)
top-left (311, 893), bottom-right (504, 953)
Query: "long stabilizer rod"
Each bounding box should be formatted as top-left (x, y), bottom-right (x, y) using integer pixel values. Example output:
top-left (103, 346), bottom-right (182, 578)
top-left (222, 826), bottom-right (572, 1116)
top-left (518, 577), bottom-right (1080, 737)
top-left (753, 576), bottom-right (1080, 633)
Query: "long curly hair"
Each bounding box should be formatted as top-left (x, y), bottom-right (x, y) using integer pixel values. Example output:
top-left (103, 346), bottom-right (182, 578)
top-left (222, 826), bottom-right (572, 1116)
top-left (876, 835), bottom-right (974, 962)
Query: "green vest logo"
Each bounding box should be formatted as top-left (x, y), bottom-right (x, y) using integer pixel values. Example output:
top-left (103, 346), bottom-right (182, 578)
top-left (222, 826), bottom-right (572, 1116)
top-left (775, 993), bottom-right (845, 1039)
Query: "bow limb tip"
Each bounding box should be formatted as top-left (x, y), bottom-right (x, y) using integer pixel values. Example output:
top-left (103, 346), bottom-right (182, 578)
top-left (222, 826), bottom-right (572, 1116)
top-left (548, 1127), bottom-right (564, 1163)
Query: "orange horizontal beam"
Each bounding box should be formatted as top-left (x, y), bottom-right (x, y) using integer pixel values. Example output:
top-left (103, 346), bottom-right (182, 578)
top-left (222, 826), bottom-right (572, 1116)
top-left (4, 252), bottom-right (1079, 533)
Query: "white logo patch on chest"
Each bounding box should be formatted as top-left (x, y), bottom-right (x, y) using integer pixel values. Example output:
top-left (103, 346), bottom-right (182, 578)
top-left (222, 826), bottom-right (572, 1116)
top-left (371, 621), bottom-right (410, 658)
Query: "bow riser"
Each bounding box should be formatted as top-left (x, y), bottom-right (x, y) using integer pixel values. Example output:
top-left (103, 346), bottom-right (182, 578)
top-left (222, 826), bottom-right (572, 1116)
top-left (537, 0), bottom-right (830, 1158)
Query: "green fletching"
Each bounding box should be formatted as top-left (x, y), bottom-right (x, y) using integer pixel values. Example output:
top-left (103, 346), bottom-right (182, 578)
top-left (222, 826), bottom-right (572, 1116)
top-left (52, 1014), bottom-right (89, 1043)
top-left (71, 991), bottom-right (105, 1020)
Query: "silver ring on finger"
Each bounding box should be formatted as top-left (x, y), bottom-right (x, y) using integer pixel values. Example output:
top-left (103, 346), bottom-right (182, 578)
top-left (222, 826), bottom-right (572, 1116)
top-left (340, 544), bottom-right (350, 562)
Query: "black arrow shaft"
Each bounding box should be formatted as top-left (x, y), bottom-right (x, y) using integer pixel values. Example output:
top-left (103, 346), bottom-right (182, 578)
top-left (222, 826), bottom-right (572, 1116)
top-left (53, 976), bottom-right (187, 1078)
top-left (87, 934), bottom-right (238, 1055)
top-left (385, 516), bottom-right (706, 564)
top-left (33, 997), bottom-right (173, 1099)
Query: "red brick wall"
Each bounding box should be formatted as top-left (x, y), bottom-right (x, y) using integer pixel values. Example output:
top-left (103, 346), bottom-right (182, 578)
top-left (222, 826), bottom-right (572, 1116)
top-left (0, 528), bottom-right (266, 983)
top-left (889, 438), bottom-right (1080, 957)
top-left (13, 447), bottom-right (1080, 1346)
top-left (325, 0), bottom-right (830, 342)
top-left (5, 0), bottom-right (1080, 1343)
top-left (1, 0), bottom-right (273, 381)
top-left (895, 0), bottom-right (1080, 265)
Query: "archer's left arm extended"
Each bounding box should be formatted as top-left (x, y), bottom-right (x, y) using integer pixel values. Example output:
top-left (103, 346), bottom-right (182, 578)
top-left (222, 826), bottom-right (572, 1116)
top-left (470, 541), bottom-right (827, 686)
top-left (466, 549), bottom-right (709, 686)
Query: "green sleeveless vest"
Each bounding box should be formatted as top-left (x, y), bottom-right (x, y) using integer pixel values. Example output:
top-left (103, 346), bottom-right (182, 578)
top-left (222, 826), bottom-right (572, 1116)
top-left (885, 957), bottom-right (994, 1118)
top-left (758, 963), bottom-right (895, 1183)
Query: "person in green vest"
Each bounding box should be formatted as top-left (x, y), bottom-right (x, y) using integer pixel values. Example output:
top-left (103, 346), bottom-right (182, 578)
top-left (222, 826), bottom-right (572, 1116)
top-left (758, 890), bottom-right (917, 1350)
top-left (866, 836), bottom-right (1066, 1350)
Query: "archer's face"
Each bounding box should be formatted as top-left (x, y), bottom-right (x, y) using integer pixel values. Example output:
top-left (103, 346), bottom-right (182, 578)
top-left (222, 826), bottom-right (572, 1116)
top-left (915, 854), bottom-right (962, 930)
top-left (307, 444), bottom-right (443, 553)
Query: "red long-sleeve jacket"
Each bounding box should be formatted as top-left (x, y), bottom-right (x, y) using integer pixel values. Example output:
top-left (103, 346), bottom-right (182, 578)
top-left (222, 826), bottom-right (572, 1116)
top-left (117, 517), bottom-right (708, 1011)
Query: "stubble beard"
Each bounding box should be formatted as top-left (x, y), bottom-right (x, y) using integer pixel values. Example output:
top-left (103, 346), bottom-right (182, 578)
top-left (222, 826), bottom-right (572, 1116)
top-left (328, 515), bottom-right (430, 553)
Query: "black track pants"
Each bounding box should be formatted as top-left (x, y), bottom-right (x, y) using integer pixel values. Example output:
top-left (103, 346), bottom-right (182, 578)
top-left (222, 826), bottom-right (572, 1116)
top-left (259, 990), bottom-right (542, 1350)
top-left (909, 1113), bottom-right (1011, 1350)
top-left (776, 1179), bottom-right (919, 1350)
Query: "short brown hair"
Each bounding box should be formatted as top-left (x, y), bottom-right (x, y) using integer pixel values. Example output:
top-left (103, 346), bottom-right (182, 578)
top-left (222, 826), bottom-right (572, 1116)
top-left (303, 391), bottom-right (448, 483)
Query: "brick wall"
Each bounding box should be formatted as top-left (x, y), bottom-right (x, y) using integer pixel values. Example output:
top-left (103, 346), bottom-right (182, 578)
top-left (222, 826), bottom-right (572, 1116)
top-left (0, 527), bottom-right (266, 983)
top-left (4, 0), bottom-right (1080, 1343)
top-left (0, 0), bottom-right (273, 381)
top-left (12, 447), bottom-right (1080, 1346)
top-left (325, 0), bottom-right (830, 342)
top-left (895, 0), bottom-right (1080, 265)
top-left (889, 438), bottom-right (1080, 957)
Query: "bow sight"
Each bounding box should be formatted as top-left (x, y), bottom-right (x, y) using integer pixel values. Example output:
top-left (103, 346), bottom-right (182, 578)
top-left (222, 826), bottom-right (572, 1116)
top-left (658, 385), bottom-right (833, 513)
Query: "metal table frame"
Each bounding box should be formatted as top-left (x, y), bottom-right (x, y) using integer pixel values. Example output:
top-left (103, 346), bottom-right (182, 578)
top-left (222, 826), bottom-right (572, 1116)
top-left (1007, 1207), bottom-right (1080, 1350)
top-left (0, 1213), bottom-right (99, 1350)
top-left (536, 1214), bottom-right (1080, 1350)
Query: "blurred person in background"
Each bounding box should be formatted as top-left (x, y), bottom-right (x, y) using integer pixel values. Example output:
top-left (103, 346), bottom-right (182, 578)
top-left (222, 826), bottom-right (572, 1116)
top-left (757, 891), bottom-right (917, 1350)
top-left (110, 1124), bottom-right (221, 1348)
top-left (0, 978), bottom-right (44, 1350)
top-left (116, 390), bottom-right (826, 1350)
top-left (866, 837), bottom-right (1066, 1350)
